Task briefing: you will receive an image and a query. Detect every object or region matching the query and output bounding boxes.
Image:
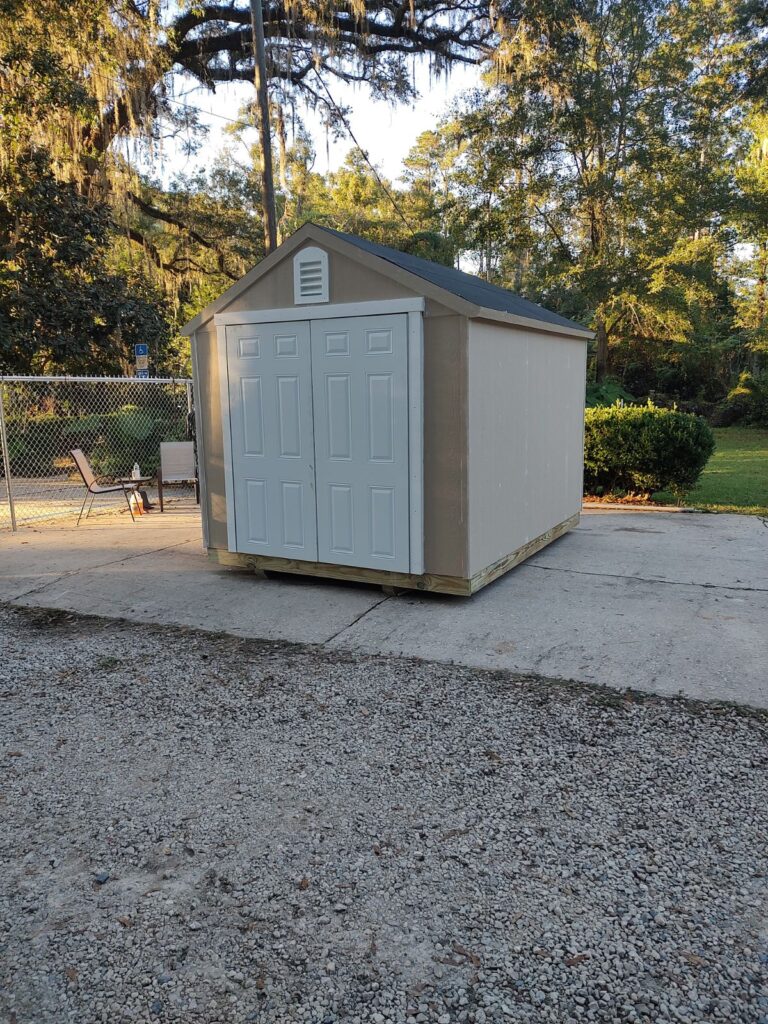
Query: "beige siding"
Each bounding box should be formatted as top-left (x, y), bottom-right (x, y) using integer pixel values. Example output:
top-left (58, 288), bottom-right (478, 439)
top-left (221, 248), bottom-right (418, 313)
top-left (194, 328), bottom-right (229, 551)
top-left (422, 313), bottom-right (469, 576)
top-left (467, 320), bottom-right (587, 577)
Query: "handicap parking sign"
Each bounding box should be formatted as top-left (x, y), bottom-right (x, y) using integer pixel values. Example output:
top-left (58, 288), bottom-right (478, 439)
top-left (134, 343), bottom-right (149, 357)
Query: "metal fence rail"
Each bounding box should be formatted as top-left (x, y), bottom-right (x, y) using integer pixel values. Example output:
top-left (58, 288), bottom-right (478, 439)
top-left (0, 376), bottom-right (194, 530)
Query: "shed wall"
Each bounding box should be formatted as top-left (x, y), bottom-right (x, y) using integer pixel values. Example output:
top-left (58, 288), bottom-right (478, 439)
top-left (422, 313), bottom-right (468, 576)
top-left (193, 307), bottom-right (470, 577)
top-left (466, 320), bottom-right (586, 577)
top-left (219, 247), bottom-right (426, 314)
top-left (194, 327), bottom-right (229, 551)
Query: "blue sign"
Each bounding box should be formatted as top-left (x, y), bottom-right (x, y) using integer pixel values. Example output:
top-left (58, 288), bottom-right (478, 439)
top-left (136, 368), bottom-right (150, 379)
top-left (134, 343), bottom-right (149, 357)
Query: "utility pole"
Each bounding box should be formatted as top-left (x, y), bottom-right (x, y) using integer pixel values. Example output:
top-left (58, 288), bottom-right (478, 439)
top-left (249, 0), bottom-right (278, 253)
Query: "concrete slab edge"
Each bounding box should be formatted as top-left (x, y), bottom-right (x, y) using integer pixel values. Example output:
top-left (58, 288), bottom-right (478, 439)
top-left (4, 599), bottom-right (768, 717)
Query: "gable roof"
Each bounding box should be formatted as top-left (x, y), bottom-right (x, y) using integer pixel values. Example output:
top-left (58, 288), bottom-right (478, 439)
top-left (314, 226), bottom-right (587, 335)
top-left (181, 222), bottom-right (593, 339)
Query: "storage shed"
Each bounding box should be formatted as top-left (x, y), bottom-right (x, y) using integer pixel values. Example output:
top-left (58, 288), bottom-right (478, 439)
top-left (182, 223), bottom-right (591, 595)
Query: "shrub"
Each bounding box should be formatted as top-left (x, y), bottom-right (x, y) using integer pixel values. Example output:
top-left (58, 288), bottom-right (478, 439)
top-left (713, 372), bottom-right (768, 427)
top-left (585, 378), bottom-right (636, 408)
top-left (6, 404), bottom-right (186, 478)
top-left (584, 402), bottom-right (715, 497)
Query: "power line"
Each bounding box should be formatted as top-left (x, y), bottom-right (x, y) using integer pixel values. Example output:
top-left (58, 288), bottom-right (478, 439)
top-left (310, 69), bottom-right (415, 235)
top-left (164, 88), bottom-right (260, 132)
top-left (2, 64), bottom-right (258, 132)
top-left (166, 77), bottom-right (415, 232)
top-left (7, 64), bottom-right (416, 232)
top-left (132, 72), bottom-right (416, 232)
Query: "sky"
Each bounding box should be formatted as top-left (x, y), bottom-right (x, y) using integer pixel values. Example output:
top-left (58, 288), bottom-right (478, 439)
top-left (159, 60), bottom-right (481, 187)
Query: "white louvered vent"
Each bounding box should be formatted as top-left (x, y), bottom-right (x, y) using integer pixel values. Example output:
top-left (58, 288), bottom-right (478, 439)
top-left (293, 246), bottom-right (329, 304)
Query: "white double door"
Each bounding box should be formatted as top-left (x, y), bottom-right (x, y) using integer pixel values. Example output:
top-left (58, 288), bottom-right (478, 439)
top-left (226, 314), bottom-right (411, 572)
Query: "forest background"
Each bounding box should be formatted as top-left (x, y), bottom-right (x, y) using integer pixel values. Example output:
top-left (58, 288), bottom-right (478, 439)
top-left (2, 0), bottom-right (767, 425)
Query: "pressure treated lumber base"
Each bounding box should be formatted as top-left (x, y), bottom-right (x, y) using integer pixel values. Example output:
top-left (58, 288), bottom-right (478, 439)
top-left (208, 513), bottom-right (579, 597)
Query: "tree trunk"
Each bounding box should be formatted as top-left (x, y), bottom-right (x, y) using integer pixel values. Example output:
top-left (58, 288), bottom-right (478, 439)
top-left (595, 317), bottom-right (609, 383)
top-left (485, 194), bottom-right (492, 282)
top-left (754, 240), bottom-right (767, 375)
top-left (249, 0), bottom-right (277, 254)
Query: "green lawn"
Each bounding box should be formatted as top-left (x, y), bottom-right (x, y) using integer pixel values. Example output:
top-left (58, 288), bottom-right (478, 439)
top-left (655, 427), bottom-right (768, 515)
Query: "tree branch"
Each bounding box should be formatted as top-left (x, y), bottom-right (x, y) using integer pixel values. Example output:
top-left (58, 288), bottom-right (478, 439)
top-left (121, 224), bottom-right (166, 270)
top-left (165, 1), bottom-right (493, 84)
top-left (126, 191), bottom-right (240, 280)
top-left (533, 203), bottom-right (575, 264)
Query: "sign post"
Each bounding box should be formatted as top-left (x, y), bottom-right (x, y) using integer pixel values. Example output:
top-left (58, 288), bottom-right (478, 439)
top-left (134, 343), bottom-right (149, 379)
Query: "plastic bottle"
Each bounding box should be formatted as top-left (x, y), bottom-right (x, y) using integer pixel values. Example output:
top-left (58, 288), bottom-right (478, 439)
top-left (132, 462), bottom-right (141, 480)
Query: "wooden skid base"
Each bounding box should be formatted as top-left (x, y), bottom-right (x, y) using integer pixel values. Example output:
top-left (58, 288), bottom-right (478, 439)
top-left (468, 512), bottom-right (580, 593)
top-left (208, 513), bottom-right (579, 596)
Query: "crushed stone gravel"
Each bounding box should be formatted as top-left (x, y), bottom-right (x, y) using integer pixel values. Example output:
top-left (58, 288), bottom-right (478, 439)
top-left (0, 602), bottom-right (767, 1024)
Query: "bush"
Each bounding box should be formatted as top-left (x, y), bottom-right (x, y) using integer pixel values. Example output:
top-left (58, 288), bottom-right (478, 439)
top-left (6, 404), bottom-right (186, 478)
top-left (713, 372), bottom-right (768, 427)
top-left (584, 402), bottom-right (715, 497)
top-left (585, 378), bottom-right (636, 407)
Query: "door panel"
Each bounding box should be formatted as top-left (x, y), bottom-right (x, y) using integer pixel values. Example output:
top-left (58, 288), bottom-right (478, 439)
top-left (226, 322), bottom-right (317, 559)
top-left (311, 315), bottom-right (410, 572)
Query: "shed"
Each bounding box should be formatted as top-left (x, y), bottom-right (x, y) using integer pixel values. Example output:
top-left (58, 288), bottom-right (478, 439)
top-left (182, 223), bottom-right (591, 596)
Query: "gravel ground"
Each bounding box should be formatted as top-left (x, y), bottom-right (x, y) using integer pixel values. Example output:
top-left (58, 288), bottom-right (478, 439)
top-left (1, 603), bottom-right (767, 1024)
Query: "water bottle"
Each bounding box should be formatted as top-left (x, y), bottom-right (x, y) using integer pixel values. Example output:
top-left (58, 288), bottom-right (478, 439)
top-left (132, 462), bottom-right (141, 480)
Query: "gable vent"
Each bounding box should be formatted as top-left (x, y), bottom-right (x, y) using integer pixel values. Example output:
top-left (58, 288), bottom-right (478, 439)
top-left (294, 246), bottom-right (329, 304)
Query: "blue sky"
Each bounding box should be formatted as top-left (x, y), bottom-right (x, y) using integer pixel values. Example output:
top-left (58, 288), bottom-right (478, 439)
top-left (160, 60), bottom-right (481, 186)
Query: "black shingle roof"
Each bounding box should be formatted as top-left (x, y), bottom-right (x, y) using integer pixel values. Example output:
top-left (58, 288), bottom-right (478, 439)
top-left (316, 225), bottom-right (588, 334)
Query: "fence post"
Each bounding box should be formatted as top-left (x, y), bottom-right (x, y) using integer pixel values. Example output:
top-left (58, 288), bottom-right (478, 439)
top-left (0, 382), bottom-right (17, 531)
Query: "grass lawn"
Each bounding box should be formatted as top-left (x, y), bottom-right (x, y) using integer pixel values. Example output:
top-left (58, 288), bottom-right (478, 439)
top-left (655, 426), bottom-right (768, 515)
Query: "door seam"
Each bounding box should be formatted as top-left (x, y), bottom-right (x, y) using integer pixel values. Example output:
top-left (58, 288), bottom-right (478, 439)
top-left (308, 318), bottom-right (320, 562)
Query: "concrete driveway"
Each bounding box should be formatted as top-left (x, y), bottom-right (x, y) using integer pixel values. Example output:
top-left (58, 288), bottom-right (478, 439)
top-left (1, 508), bottom-right (766, 707)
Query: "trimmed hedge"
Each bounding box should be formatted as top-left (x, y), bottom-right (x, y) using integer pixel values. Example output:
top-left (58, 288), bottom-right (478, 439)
top-left (584, 402), bottom-right (715, 497)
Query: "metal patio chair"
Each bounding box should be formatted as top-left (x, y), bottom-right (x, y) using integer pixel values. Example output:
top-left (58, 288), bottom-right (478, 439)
top-left (70, 448), bottom-right (139, 524)
top-left (157, 441), bottom-right (199, 512)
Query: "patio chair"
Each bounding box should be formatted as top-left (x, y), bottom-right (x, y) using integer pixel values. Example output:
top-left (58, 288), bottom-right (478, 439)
top-left (70, 448), bottom-right (139, 524)
top-left (157, 441), bottom-right (199, 512)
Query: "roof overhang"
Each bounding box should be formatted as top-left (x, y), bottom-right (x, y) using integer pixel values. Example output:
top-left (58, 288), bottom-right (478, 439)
top-left (472, 307), bottom-right (594, 340)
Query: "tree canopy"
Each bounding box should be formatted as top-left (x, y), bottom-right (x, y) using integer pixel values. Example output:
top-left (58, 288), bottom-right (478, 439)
top-left (0, 0), bottom-right (767, 423)
top-left (0, 0), bottom-right (495, 371)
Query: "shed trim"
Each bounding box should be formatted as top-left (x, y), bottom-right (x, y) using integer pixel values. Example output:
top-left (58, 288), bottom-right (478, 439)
top-left (215, 325), bottom-right (238, 552)
top-left (213, 297), bottom-right (425, 326)
top-left (473, 307), bottom-right (594, 341)
top-left (189, 332), bottom-right (209, 548)
top-left (407, 309), bottom-right (424, 575)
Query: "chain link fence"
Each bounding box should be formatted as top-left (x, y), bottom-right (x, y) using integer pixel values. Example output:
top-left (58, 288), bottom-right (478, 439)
top-left (0, 376), bottom-right (196, 530)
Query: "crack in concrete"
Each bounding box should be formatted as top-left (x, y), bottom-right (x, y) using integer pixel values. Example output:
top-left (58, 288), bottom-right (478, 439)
top-left (8, 538), bottom-right (200, 602)
top-left (524, 561), bottom-right (768, 593)
top-left (324, 594), bottom-right (392, 645)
